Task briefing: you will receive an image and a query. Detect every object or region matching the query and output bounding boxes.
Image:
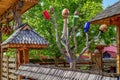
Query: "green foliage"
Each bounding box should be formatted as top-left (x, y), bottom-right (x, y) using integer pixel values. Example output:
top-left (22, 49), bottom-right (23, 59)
top-left (3, 49), bottom-right (16, 58)
top-left (21, 0), bottom-right (116, 59)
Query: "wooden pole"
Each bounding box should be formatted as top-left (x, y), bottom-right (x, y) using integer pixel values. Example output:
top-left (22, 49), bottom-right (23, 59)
top-left (116, 23), bottom-right (120, 74)
top-left (17, 50), bottom-right (23, 80)
top-left (7, 57), bottom-right (9, 80)
top-left (0, 24), bottom-right (2, 80)
top-left (23, 49), bottom-right (29, 64)
top-left (99, 47), bottom-right (103, 72)
top-left (17, 50), bottom-right (23, 67)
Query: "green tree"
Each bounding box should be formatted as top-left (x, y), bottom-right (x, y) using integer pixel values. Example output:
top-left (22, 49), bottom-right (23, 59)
top-left (22, 0), bottom-right (116, 69)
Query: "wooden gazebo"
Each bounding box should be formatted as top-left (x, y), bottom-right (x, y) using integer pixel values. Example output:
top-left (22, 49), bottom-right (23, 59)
top-left (1, 23), bottom-right (48, 64)
top-left (1, 23), bottom-right (48, 80)
top-left (90, 1), bottom-right (120, 74)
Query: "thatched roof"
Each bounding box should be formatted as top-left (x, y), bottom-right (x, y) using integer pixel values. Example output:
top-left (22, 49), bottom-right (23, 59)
top-left (2, 23), bottom-right (48, 49)
top-left (90, 1), bottom-right (120, 25)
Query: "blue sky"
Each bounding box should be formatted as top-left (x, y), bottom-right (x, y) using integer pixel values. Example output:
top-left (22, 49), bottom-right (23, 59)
top-left (103, 0), bottom-right (119, 9)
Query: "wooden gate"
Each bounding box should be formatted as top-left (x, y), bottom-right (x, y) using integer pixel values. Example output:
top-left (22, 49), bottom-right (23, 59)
top-left (2, 57), bottom-right (17, 80)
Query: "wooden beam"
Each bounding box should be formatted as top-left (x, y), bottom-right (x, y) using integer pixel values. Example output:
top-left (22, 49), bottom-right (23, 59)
top-left (116, 22), bottom-right (120, 74)
top-left (90, 15), bottom-right (120, 25)
top-left (21, 0), bottom-right (38, 3)
top-left (2, 43), bottom-right (48, 49)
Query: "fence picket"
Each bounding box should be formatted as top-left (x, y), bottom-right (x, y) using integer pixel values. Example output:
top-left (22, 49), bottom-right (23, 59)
top-left (2, 57), bottom-right (17, 80)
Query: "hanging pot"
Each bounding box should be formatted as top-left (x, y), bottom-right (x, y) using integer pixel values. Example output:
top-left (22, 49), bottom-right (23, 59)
top-left (42, 10), bottom-right (50, 20)
top-left (84, 22), bottom-right (90, 33)
top-left (62, 8), bottom-right (69, 18)
top-left (49, 6), bottom-right (54, 14)
top-left (99, 24), bottom-right (108, 33)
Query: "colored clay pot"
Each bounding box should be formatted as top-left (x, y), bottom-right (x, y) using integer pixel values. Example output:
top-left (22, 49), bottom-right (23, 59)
top-left (99, 24), bottom-right (108, 33)
top-left (62, 8), bottom-right (69, 18)
top-left (84, 22), bottom-right (90, 33)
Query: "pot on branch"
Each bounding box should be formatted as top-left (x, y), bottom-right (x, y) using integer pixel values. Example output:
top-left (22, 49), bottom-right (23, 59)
top-left (99, 24), bottom-right (108, 33)
top-left (42, 10), bottom-right (51, 20)
top-left (62, 8), bottom-right (69, 18)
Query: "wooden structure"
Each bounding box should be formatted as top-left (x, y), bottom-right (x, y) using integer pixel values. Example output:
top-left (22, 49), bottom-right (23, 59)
top-left (16, 64), bottom-right (118, 80)
top-left (1, 23), bottom-right (48, 80)
top-left (93, 45), bottom-right (107, 71)
top-left (90, 1), bottom-right (120, 74)
top-left (0, 0), bottom-right (38, 79)
top-left (2, 57), bottom-right (17, 80)
top-left (0, 0), bottom-right (38, 24)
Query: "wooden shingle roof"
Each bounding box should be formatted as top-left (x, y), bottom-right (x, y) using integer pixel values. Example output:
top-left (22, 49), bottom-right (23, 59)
top-left (1, 23), bottom-right (48, 49)
top-left (16, 64), bottom-right (118, 80)
top-left (90, 1), bottom-right (120, 25)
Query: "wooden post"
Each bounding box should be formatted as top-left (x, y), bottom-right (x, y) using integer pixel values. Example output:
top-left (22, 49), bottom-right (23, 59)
top-left (0, 24), bottom-right (2, 80)
top-left (17, 50), bottom-right (23, 80)
top-left (99, 47), bottom-right (103, 72)
top-left (94, 46), bottom-right (103, 72)
top-left (23, 49), bottom-right (29, 64)
top-left (17, 50), bottom-right (23, 67)
top-left (7, 57), bottom-right (9, 80)
top-left (116, 23), bottom-right (120, 74)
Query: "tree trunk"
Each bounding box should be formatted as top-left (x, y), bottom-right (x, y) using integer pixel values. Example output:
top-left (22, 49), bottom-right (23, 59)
top-left (70, 59), bottom-right (76, 70)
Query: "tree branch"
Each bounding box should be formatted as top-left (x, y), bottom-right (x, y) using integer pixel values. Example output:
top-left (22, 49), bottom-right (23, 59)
top-left (72, 26), bottom-right (77, 53)
top-left (76, 31), bottom-right (101, 61)
top-left (50, 12), bottom-right (64, 54)
top-left (61, 18), bottom-right (70, 58)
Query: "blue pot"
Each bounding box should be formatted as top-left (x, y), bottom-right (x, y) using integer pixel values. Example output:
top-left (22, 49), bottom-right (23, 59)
top-left (84, 22), bottom-right (90, 33)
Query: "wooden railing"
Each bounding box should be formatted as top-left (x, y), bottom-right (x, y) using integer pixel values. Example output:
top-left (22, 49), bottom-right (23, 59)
top-left (2, 57), bottom-right (17, 80)
top-left (34, 58), bottom-right (116, 72)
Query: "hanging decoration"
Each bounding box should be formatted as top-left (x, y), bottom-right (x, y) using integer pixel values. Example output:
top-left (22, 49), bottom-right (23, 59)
top-left (42, 10), bottom-right (50, 20)
top-left (73, 11), bottom-right (79, 26)
top-left (49, 6), bottom-right (54, 14)
top-left (62, 8), bottom-right (69, 18)
top-left (99, 24), bottom-right (108, 33)
top-left (84, 22), bottom-right (90, 33)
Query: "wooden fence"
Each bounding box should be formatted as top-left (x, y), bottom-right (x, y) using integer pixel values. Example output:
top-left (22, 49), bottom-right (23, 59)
top-left (2, 57), bottom-right (17, 80)
top-left (17, 64), bottom-right (119, 80)
top-left (35, 58), bottom-right (116, 72)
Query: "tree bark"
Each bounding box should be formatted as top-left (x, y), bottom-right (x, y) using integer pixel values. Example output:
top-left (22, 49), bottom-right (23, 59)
top-left (70, 59), bottom-right (76, 69)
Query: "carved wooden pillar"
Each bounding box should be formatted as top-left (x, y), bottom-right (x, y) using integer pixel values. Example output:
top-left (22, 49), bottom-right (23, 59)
top-left (116, 22), bottom-right (120, 74)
